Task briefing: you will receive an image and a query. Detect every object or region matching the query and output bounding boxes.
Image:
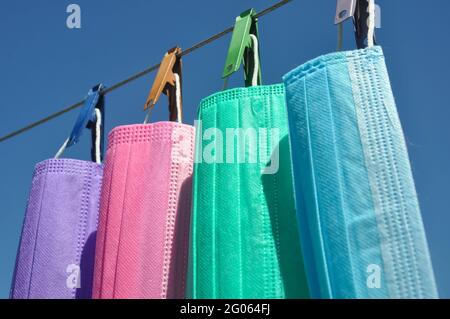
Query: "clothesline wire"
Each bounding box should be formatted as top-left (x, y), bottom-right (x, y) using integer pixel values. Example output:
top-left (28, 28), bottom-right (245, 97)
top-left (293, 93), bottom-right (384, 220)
top-left (0, 0), bottom-right (293, 143)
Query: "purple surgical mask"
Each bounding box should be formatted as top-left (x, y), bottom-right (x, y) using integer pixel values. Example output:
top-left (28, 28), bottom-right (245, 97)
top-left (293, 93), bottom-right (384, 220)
top-left (11, 86), bottom-right (105, 299)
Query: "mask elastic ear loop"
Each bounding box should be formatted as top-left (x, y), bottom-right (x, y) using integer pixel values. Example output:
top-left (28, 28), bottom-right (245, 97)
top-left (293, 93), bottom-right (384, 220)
top-left (249, 34), bottom-right (260, 87)
top-left (55, 138), bottom-right (69, 159)
top-left (174, 73), bottom-right (182, 123)
top-left (143, 107), bottom-right (152, 124)
top-left (367, 0), bottom-right (376, 48)
top-left (143, 73), bottom-right (182, 124)
top-left (94, 108), bottom-right (102, 164)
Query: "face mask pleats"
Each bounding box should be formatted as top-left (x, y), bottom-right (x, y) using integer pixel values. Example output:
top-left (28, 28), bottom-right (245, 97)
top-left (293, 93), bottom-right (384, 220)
top-left (283, 46), bottom-right (438, 299)
top-left (189, 85), bottom-right (310, 299)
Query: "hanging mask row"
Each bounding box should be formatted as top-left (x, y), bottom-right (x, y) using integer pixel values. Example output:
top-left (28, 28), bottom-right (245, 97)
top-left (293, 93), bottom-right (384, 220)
top-left (11, 0), bottom-right (438, 300)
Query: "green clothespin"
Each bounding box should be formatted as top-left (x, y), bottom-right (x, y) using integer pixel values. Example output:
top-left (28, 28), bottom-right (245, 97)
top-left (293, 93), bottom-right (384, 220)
top-left (222, 8), bottom-right (262, 87)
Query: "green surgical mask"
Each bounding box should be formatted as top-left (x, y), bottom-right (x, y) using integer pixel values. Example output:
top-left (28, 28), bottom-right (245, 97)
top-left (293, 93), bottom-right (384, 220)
top-left (188, 28), bottom-right (309, 299)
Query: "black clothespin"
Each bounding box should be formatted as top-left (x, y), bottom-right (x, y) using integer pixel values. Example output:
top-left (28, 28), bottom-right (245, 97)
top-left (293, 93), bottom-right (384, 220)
top-left (354, 0), bottom-right (377, 49)
top-left (335, 0), bottom-right (377, 49)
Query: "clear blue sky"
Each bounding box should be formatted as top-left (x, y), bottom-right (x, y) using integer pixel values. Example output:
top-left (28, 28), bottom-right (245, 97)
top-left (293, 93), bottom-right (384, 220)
top-left (1, 0), bottom-right (449, 298)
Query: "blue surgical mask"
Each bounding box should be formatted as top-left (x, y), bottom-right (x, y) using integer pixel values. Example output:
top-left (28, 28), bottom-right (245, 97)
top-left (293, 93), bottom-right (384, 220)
top-left (283, 46), bottom-right (438, 299)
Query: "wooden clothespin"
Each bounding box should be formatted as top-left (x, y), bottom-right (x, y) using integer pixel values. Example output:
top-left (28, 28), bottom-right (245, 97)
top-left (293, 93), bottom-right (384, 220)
top-left (144, 47), bottom-right (182, 122)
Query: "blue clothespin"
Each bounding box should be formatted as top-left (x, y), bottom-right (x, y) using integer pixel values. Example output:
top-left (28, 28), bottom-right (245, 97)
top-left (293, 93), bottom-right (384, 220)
top-left (67, 84), bottom-right (104, 148)
top-left (55, 84), bottom-right (105, 162)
